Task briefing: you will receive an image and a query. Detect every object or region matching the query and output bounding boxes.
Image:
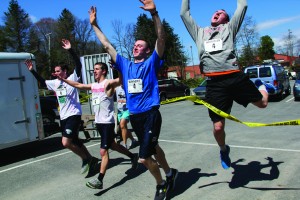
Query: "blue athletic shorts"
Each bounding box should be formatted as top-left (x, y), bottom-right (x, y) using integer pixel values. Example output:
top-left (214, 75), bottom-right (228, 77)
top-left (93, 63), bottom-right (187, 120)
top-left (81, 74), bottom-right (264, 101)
top-left (60, 115), bottom-right (81, 139)
top-left (96, 123), bottom-right (116, 150)
top-left (130, 107), bottom-right (161, 159)
top-left (206, 72), bottom-right (262, 122)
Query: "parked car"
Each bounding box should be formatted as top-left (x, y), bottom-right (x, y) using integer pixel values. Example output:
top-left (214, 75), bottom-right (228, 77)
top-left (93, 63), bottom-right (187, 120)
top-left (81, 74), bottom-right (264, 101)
top-left (193, 79), bottom-right (207, 103)
top-left (244, 63), bottom-right (291, 99)
top-left (158, 79), bottom-right (190, 101)
top-left (39, 95), bottom-right (60, 135)
top-left (293, 72), bottom-right (300, 101)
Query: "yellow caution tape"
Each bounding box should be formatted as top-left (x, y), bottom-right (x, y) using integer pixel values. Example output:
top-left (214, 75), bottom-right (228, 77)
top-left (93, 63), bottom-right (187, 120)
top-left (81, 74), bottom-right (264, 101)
top-left (161, 96), bottom-right (300, 127)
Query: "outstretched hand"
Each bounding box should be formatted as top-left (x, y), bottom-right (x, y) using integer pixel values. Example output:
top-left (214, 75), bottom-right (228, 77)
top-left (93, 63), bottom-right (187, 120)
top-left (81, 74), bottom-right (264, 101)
top-left (89, 6), bottom-right (97, 25)
top-left (139, 0), bottom-right (156, 12)
top-left (61, 39), bottom-right (71, 50)
top-left (24, 59), bottom-right (33, 71)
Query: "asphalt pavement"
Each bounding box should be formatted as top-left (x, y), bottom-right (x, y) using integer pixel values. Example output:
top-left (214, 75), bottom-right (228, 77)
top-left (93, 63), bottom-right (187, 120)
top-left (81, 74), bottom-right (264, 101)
top-left (1, 88), bottom-right (300, 200)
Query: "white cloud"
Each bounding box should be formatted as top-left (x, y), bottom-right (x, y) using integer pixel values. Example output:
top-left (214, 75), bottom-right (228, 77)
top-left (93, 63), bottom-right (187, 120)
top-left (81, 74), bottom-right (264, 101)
top-left (256, 15), bottom-right (300, 31)
top-left (29, 15), bottom-right (38, 23)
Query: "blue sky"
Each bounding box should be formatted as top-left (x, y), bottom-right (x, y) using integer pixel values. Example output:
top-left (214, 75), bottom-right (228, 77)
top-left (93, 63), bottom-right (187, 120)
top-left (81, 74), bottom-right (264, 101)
top-left (1, 0), bottom-right (300, 65)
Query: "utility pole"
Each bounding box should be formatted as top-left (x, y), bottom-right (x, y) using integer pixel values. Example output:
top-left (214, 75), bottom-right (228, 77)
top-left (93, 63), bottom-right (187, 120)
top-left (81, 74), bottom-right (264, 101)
top-left (190, 45), bottom-right (195, 77)
top-left (45, 33), bottom-right (52, 73)
top-left (288, 29), bottom-right (293, 66)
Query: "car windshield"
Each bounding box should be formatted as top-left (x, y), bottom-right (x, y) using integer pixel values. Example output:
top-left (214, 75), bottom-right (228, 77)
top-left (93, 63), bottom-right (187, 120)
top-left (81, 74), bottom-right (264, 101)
top-left (297, 72), bottom-right (300, 80)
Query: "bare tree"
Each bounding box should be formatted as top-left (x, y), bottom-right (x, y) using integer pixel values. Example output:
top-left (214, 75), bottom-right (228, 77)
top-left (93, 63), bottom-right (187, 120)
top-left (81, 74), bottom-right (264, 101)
top-left (282, 29), bottom-right (297, 57)
top-left (74, 18), bottom-right (93, 55)
top-left (34, 18), bottom-right (57, 53)
top-left (111, 20), bottom-right (135, 60)
top-left (236, 15), bottom-right (259, 49)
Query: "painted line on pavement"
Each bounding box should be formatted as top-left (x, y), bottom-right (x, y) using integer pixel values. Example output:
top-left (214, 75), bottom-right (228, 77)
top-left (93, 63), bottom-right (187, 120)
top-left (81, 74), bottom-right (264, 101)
top-left (1, 139), bottom-right (300, 174)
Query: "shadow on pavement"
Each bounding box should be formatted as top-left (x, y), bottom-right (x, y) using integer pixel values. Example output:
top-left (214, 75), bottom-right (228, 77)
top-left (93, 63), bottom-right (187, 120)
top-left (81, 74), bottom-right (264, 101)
top-left (198, 157), bottom-right (300, 191)
top-left (169, 168), bottom-right (217, 199)
top-left (94, 164), bottom-right (148, 196)
top-left (0, 135), bottom-right (64, 167)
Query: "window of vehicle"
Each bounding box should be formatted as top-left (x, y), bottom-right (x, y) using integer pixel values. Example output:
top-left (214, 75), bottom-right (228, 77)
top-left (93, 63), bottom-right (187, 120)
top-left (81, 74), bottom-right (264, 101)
top-left (246, 68), bottom-right (258, 78)
top-left (259, 67), bottom-right (271, 77)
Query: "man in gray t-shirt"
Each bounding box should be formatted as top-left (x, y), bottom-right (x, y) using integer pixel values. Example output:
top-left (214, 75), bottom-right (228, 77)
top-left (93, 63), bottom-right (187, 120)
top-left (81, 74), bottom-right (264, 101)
top-left (181, 0), bottom-right (274, 170)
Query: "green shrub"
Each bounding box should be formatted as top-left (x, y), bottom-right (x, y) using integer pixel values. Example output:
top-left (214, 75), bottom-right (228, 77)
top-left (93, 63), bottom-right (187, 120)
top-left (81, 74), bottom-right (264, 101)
top-left (181, 78), bottom-right (205, 88)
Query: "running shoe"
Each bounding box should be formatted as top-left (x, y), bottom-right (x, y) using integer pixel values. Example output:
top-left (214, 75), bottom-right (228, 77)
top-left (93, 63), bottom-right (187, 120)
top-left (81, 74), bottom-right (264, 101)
top-left (220, 145), bottom-right (231, 169)
top-left (166, 168), bottom-right (178, 192)
top-left (86, 177), bottom-right (103, 189)
top-left (154, 181), bottom-right (168, 200)
top-left (81, 157), bottom-right (98, 174)
top-left (255, 79), bottom-right (275, 94)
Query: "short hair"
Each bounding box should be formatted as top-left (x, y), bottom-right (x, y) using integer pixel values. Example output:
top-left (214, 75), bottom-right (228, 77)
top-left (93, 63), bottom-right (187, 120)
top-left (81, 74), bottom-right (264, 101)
top-left (54, 63), bottom-right (68, 72)
top-left (135, 38), bottom-right (150, 49)
top-left (221, 9), bottom-right (230, 22)
top-left (95, 62), bottom-right (108, 77)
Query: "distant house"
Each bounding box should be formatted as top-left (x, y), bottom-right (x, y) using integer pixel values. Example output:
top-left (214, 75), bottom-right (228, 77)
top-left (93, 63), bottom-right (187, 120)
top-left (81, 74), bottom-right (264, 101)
top-left (274, 54), bottom-right (298, 67)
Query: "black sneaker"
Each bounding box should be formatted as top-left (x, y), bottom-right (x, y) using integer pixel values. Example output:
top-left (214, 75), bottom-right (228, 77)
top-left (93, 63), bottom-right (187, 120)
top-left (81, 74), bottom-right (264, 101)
top-left (220, 145), bottom-right (231, 169)
top-left (154, 182), bottom-right (168, 200)
top-left (166, 168), bottom-right (178, 193)
top-left (131, 153), bottom-right (139, 170)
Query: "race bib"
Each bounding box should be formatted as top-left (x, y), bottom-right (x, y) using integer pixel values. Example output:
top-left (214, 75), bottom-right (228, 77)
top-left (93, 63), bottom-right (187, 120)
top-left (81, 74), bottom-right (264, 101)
top-left (92, 96), bottom-right (100, 106)
top-left (128, 79), bottom-right (143, 94)
top-left (56, 87), bottom-right (67, 97)
top-left (56, 87), bottom-right (67, 104)
top-left (204, 39), bottom-right (223, 52)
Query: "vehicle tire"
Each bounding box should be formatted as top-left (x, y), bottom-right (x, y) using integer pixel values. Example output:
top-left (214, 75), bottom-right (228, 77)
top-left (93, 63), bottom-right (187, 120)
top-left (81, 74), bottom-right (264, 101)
top-left (185, 89), bottom-right (191, 96)
top-left (160, 93), bottom-right (167, 102)
top-left (42, 113), bottom-right (55, 124)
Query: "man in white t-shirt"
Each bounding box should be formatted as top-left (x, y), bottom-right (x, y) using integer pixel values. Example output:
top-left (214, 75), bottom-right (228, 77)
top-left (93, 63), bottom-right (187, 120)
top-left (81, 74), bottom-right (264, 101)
top-left (25, 39), bottom-right (96, 175)
top-left (54, 62), bottom-right (138, 190)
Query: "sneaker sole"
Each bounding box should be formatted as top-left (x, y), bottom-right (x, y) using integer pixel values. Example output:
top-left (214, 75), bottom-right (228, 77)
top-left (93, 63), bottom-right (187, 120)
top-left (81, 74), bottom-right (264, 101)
top-left (86, 182), bottom-right (103, 189)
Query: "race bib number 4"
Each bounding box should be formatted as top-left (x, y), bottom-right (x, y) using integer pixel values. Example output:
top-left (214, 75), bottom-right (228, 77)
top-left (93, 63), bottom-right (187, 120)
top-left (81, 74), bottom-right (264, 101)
top-left (128, 79), bottom-right (143, 94)
top-left (204, 39), bottom-right (223, 52)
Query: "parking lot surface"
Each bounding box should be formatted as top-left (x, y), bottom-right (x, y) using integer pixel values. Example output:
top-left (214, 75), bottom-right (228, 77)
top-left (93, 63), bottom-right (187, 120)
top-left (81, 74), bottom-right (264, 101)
top-left (1, 92), bottom-right (300, 200)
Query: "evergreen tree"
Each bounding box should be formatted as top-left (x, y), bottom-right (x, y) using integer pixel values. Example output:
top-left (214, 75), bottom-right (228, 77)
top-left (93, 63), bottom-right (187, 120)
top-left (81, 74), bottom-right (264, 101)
top-left (3, 0), bottom-right (32, 52)
top-left (0, 26), bottom-right (7, 51)
top-left (257, 35), bottom-right (275, 63)
top-left (134, 14), bottom-right (187, 79)
top-left (53, 8), bottom-right (76, 69)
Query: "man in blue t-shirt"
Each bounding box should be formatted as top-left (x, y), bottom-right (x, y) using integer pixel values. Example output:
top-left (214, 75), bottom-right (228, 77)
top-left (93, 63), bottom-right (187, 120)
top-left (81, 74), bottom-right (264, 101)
top-left (89, 0), bottom-right (178, 199)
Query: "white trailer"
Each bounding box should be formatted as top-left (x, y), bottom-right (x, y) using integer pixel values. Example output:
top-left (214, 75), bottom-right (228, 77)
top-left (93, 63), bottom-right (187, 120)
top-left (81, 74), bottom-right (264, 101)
top-left (0, 52), bottom-right (44, 150)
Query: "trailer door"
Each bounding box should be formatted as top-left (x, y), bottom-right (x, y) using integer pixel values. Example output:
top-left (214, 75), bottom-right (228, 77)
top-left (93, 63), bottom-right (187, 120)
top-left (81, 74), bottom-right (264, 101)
top-left (0, 62), bottom-right (29, 146)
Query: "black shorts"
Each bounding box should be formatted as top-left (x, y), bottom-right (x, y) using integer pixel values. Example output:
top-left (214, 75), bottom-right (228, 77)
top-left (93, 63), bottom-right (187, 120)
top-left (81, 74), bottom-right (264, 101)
top-left (60, 115), bottom-right (81, 139)
top-left (96, 123), bottom-right (116, 150)
top-left (206, 72), bottom-right (262, 122)
top-left (130, 107), bottom-right (162, 159)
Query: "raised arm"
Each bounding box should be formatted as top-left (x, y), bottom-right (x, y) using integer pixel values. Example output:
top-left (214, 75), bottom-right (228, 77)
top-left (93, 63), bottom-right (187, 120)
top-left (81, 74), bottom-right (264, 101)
top-left (105, 77), bottom-right (121, 97)
top-left (61, 39), bottom-right (82, 77)
top-left (24, 59), bottom-right (47, 88)
top-left (139, 0), bottom-right (165, 58)
top-left (180, 0), bottom-right (200, 43)
top-left (89, 6), bottom-right (117, 63)
top-left (54, 73), bottom-right (91, 90)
